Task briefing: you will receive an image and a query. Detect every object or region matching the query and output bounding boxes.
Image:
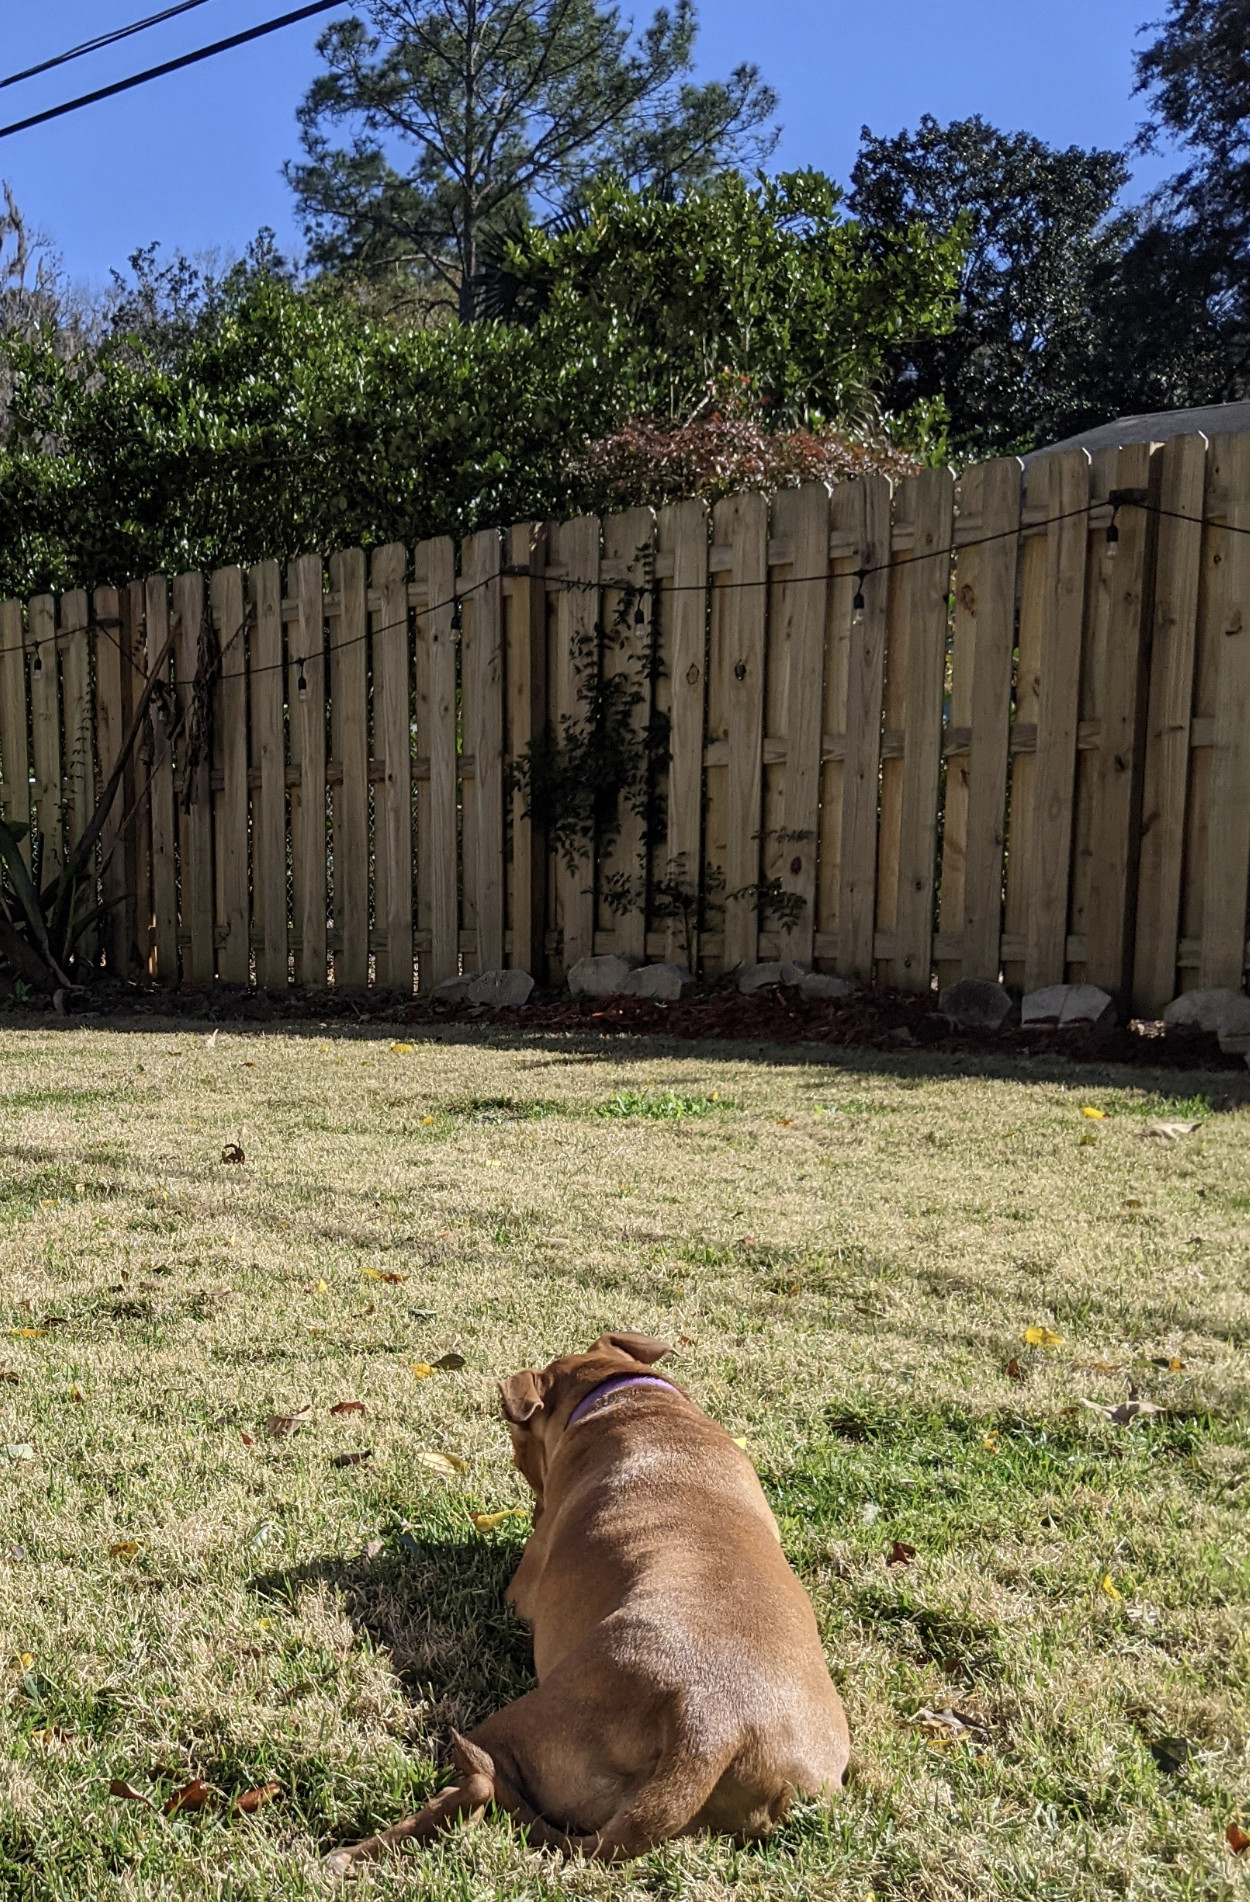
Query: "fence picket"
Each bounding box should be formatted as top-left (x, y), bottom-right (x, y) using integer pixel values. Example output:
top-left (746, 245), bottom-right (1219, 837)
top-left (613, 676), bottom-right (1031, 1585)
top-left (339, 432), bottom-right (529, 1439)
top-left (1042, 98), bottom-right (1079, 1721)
top-left (712, 493), bottom-right (768, 972)
top-left (213, 567), bottom-right (250, 983)
top-left (0, 601), bottom-right (30, 863)
top-left (29, 595), bottom-right (62, 878)
top-left (599, 508), bottom-right (656, 962)
top-left (504, 523), bottom-right (547, 976)
top-left (94, 586), bottom-right (129, 972)
top-left (770, 484), bottom-right (828, 966)
top-left (328, 548), bottom-right (369, 987)
top-left (60, 591), bottom-right (93, 857)
top-left (288, 555), bottom-right (326, 986)
top-left (416, 537), bottom-right (458, 988)
top-left (370, 543), bottom-right (412, 992)
top-left (1198, 433), bottom-right (1250, 989)
top-left (552, 515), bottom-right (599, 976)
top-left (462, 530), bottom-right (505, 972)
top-left (837, 475), bottom-right (891, 981)
top-left (172, 573), bottom-right (214, 981)
top-left (248, 562), bottom-right (287, 987)
top-left (658, 501), bottom-right (708, 970)
top-left (145, 578), bottom-right (178, 983)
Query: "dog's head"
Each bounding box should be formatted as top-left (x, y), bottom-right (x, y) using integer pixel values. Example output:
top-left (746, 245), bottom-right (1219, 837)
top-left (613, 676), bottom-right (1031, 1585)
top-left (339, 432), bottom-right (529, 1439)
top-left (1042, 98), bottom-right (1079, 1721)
top-left (498, 1331), bottom-right (673, 1501)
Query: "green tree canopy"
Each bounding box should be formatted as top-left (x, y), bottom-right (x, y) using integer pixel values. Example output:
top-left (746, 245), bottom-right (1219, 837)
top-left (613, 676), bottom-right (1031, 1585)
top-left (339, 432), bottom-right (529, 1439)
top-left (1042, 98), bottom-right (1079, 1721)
top-left (287, 0), bottom-right (778, 318)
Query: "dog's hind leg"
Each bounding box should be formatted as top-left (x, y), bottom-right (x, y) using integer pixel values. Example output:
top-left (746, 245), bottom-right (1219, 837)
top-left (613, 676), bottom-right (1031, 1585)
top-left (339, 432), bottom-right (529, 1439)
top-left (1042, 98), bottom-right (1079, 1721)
top-left (323, 1762), bottom-right (494, 1878)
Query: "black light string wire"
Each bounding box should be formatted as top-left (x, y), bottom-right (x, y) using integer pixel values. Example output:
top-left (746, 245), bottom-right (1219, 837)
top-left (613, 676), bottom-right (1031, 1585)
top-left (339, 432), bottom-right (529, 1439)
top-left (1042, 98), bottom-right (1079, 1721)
top-left (11, 488), bottom-right (1250, 689)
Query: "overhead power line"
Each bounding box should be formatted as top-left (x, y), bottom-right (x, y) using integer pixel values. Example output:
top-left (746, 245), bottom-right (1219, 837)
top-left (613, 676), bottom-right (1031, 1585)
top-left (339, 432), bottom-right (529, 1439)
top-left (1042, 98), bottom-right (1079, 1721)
top-left (0, 0), bottom-right (347, 142)
top-left (0, 1), bottom-right (218, 95)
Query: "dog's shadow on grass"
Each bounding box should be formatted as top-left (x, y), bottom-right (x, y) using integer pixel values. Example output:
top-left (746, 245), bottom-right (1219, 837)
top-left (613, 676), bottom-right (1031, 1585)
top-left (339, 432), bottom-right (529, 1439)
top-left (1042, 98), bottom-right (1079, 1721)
top-left (251, 1536), bottom-right (537, 1729)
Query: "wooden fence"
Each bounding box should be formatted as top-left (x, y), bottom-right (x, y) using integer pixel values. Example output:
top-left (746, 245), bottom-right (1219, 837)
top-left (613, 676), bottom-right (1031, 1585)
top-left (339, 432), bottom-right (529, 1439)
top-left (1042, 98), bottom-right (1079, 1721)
top-left (1, 430), bottom-right (1248, 1013)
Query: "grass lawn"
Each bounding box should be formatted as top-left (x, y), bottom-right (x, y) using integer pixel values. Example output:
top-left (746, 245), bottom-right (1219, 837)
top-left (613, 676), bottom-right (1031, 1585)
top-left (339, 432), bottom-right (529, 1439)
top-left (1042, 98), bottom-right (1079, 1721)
top-left (0, 1021), bottom-right (1248, 1900)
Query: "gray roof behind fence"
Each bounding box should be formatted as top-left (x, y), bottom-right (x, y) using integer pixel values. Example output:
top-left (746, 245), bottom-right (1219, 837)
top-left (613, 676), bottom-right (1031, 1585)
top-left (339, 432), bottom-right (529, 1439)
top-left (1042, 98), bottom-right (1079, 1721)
top-left (1027, 400), bottom-right (1250, 459)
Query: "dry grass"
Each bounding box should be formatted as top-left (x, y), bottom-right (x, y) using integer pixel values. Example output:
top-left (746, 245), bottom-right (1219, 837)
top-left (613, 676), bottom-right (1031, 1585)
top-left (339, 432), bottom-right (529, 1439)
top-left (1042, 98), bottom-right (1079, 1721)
top-left (0, 1019), bottom-right (1248, 1901)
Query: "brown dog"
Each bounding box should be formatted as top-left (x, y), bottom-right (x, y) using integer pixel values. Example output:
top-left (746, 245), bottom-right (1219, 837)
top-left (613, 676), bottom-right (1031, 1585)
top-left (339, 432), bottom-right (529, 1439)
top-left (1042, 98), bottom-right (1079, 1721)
top-left (328, 1333), bottom-right (849, 1874)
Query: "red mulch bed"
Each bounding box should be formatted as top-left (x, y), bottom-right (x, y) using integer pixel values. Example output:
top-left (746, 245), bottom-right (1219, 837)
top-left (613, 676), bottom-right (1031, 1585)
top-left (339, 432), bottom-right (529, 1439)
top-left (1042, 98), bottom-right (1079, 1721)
top-left (37, 976), bottom-right (1247, 1074)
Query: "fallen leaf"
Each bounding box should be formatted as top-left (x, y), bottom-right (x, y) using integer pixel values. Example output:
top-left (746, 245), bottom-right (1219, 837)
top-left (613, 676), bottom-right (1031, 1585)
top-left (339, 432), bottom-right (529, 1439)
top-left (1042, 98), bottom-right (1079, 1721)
top-left (1101, 1573), bottom-right (1123, 1601)
top-left (220, 1143), bottom-right (245, 1165)
top-left (1124, 1198), bottom-right (1144, 1211)
top-left (330, 1400), bottom-right (366, 1417)
top-left (1169, 1357), bottom-right (1185, 1372)
top-left (1146, 1119), bottom-right (1199, 1140)
top-left (412, 1362), bottom-right (433, 1378)
top-left (888, 1540), bottom-right (916, 1566)
top-left (0, 1369), bottom-right (17, 1384)
top-left (363, 1537), bottom-right (384, 1560)
top-left (1079, 1131), bottom-right (1098, 1146)
top-left (469, 1509), bottom-right (527, 1533)
top-left (164, 1779), bottom-right (214, 1815)
top-left (314, 1279), bottom-right (329, 1295)
top-left (390, 1041), bottom-right (414, 1054)
top-left (436, 1228), bottom-right (453, 1238)
top-left (1024, 1326), bottom-right (1064, 1349)
top-left (31, 1724), bottom-right (74, 1744)
top-left (775, 1117), bottom-right (794, 1128)
top-left (1074, 1359), bottom-right (1122, 1374)
top-left (907, 1706), bottom-right (988, 1741)
top-left (232, 1781), bottom-right (281, 1815)
top-left (265, 1406), bottom-right (311, 1439)
top-left (362, 1268), bottom-right (408, 1284)
top-left (415, 1448), bottom-right (467, 1476)
top-left (9, 1328), bottom-right (45, 1340)
top-left (1081, 1398), bottom-right (1162, 1426)
top-left (1080, 1106), bottom-right (1106, 1120)
top-left (982, 1433), bottom-right (1001, 1453)
top-left (1227, 1822), bottom-right (1250, 1855)
top-left (731, 1435), bottom-right (750, 1449)
top-left (420, 1115), bottom-right (436, 1126)
top-left (431, 1352), bottom-right (465, 1370)
top-left (108, 1541), bottom-right (142, 1560)
top-left (69, 1385), bottom-right (85, 1403)
top-left (677, 1334), bottom-right (694, 1346)
top-left (1006, 1358), bottom-right (1023, 1381)
top-left (331, 1450), bottom-right (372, 1468)
top-left (9, 1653), bottom-right (34, 1670)
top-left (4, 1443), bottom-right (34, 1461)
top-left (109, 1779), bottom-right (150, 1803)
top-left (238, 1431), bottom-right (255, 1448)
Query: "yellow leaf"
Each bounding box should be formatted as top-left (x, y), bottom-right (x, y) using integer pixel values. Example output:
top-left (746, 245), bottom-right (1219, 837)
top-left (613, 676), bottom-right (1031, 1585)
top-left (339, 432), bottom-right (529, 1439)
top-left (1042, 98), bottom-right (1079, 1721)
top-left (731, 1436), bottom-right (749, 1449)
top-left (391, 1041), bottom-right (414, 1054)
top-left (1101, 1573), bottom-right (1122, 1602)
top-left (9, 1328), bottom-right (46, 1339)
top-left (1080, 1106), bottom-right (1106, 1120)
top-left (314, 1278), bottom-right (329, 1295)
top-left (9, 1652), bottom-right (34, 1671)
top-left (416, 1448), bottom-right (467, 1476)
top-left (982, 1433), bottom-right (1001, 1453)
top-left (108, 1541), bottom-right (141, 1561)
top-left (469, 1509), bottom-right (527, 1533)
top-left (1024, 1326), bottom-right (1064, 1348)
top-left (420, 1115), bottom-right (435, 1127)
top-left (412, 1362), bottom-right (434, 1378)
top-left (1169, 1357), bottom-right (1185, 1372)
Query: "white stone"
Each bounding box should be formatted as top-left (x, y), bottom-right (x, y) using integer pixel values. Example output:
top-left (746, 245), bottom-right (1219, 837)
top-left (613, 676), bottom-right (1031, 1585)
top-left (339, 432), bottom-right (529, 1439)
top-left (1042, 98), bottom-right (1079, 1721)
top-left (567, 954), bottom-right (635, 997)
top-left (797, 972), bottom-right (855, 1001)
top-left (737, 962), bottom-right (785, 995)
top-left (432, 974), bottom-right (473, 1003)
top-left (1021, 984), bottom-right (1116, 1027)
top-left (938, 978), bottom-right (1014, 1029)
top-left (617, 963), bottom-right (690, 1002)
top-left (465, 968), bottom-right (534, 1008)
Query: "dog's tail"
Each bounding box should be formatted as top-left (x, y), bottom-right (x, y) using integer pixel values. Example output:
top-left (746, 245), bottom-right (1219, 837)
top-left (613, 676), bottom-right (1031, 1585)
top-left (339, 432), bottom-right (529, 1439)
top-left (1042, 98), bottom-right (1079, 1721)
top-left (453, 1722), bottom-right (738, 1862)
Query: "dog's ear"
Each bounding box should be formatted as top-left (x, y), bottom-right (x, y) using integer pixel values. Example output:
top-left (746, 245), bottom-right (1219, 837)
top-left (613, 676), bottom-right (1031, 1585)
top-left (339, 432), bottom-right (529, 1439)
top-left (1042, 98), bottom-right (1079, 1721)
top-left (596, 1331), bottom-right (672, 1365)
top-left (499, 1369), bottom-right (545, 1424)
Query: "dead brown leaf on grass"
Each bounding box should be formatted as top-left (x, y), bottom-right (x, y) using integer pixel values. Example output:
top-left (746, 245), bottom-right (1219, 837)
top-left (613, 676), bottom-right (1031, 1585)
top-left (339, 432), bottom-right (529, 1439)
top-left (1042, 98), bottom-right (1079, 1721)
top-left (362, 1268), bottom-right (407, 1284)
top-left (232, 1781), bottom-right (281, 1815)
top-left (0, 1369), bottom-right (17, 1384)
top-left (1006, 1358), bottom-right (1023, 1380)
top-left (1227, 1823), bottom-right (1250, 1854)
top-left (108, 1541), bottom-right (142, 1560)
top-left (906, 1707), bottom-right (989, 1743)
top-left (887, 1540), bottom-right (916, 1566)
top-left (330, 1450), bottom-right (372, 1468)
top-left (109, 1778), bottom-right (150, 1803)
top-left (164, 1779), bottom-right (214, 1815)
top-left (265, 1406), bottom-right (311, 1439)
top-left (220, 1143), bottom-right (245, 1165)
top-left (415, 1448), bottom-right (467, 1475)
top-left (1081, 1399), bottom-right (1163, 1426)
top-left (330, 1400), bottom-right (366, 1416)
top-left (431, 1352), bottom-right (466, 1370)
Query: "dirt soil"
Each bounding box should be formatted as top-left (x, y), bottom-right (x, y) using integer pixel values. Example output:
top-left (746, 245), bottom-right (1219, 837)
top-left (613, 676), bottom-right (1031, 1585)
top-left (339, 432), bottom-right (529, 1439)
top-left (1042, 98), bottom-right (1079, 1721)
top-left (25, 975), bottom-right (1247, 1073)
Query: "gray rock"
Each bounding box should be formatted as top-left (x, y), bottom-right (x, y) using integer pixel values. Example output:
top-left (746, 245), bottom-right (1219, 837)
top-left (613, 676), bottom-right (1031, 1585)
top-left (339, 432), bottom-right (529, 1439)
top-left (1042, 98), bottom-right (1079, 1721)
top-left (432, 974), bottom-right (473, 1003)
top-left (779, 959), bottom-right (813, 985)
top-left (567, 954), bottom-right (635, 998)
top-left (797, 972), bottom-right (856, 1001)
top-left (617, 963), bottom-right (691, 1002)
top-left (1162, 987), bottom-right (1250, 1055)
top-left (938, 978), bottom-right (1015, 1030)
top-left (465, 968), bottom-right (534, 1008)
top-left (1021, 983), bottom-right (1116, 1027)
top-left (737, 962), bottom-right (785, 995)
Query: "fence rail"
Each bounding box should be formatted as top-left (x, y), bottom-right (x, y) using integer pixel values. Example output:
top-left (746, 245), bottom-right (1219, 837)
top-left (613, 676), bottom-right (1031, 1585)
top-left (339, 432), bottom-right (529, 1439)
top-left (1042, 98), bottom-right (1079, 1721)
top-left (2, 429), bottom-right (1248, 1013)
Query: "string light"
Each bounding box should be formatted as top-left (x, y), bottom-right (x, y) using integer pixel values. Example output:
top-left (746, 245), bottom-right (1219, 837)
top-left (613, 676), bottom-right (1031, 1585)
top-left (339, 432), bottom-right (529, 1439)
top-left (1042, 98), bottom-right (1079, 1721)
top-left (296, 668), bottom-right (308, 701)
top-left (851, 571), bottom-right (866, 624)
top-left (31, 646), bottom-right (41, 677)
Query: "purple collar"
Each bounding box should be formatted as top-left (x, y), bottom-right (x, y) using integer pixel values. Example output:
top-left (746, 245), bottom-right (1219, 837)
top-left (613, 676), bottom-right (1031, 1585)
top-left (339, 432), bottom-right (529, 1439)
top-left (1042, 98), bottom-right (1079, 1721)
top-left (566, 1373), bottom-right (675, 1429)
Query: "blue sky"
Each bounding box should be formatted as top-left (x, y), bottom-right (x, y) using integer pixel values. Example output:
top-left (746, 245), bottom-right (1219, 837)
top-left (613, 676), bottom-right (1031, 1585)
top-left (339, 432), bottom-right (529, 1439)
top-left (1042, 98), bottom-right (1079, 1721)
top-left (1, 0), bottom-right (1176, 290)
